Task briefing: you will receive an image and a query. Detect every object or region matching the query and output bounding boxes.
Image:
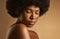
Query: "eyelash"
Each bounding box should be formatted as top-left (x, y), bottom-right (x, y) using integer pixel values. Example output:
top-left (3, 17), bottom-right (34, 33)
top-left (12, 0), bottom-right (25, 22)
top-left (25, 10), bottom-right (39, 14)
top-left (26, 10), bottom-right (32, 13)
top-left (35, 11), bottom-right (40, 14)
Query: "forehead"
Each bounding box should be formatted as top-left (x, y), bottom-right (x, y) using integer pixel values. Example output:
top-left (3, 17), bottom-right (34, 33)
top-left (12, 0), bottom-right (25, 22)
top-left (26, 5), bottom-right (40, 11)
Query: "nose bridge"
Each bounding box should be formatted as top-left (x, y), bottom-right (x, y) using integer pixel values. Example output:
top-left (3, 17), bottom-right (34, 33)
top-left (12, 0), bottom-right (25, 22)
top-left (30, 12), bottom-right (35, 19)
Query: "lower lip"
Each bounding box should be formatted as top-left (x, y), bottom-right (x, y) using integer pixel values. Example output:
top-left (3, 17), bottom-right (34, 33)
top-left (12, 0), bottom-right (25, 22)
top-left (29, 21), bottom-right (35, 25)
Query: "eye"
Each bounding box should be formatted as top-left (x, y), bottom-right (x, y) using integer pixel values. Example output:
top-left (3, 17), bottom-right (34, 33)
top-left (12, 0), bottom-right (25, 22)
top-left (25, 9), bottom-right (32, 13)
top-left (35, 11), bottom-right (40, 15)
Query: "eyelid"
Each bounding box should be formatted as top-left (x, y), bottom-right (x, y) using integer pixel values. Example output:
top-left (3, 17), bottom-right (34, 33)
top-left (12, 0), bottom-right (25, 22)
top-left (25, 9), bottom-right (40, 14)
top-left (35, 10), bottom-right (40, 14)
top-left (25, 9), bottom-right (32, 13)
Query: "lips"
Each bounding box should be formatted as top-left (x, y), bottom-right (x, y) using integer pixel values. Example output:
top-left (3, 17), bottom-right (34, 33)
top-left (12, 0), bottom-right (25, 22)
top-left (29, 21), bottom-right (36, 25)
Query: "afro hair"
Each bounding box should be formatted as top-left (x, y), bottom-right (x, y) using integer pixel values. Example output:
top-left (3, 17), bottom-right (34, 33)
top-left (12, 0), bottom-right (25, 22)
top-left (6, 0), bottom-right (50, 18)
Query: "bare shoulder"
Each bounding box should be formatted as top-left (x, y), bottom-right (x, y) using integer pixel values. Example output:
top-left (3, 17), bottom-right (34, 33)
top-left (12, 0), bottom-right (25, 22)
top-left (8, 23), bottom-right (30, 39)
top-left (16, 23), bottom-right (27, 30)
top-left (16, 24), bottom-right (30, 39)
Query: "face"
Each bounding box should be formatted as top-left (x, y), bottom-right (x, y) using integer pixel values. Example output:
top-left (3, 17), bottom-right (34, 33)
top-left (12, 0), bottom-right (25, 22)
top-left (19, 5), bottom-right (40, 27)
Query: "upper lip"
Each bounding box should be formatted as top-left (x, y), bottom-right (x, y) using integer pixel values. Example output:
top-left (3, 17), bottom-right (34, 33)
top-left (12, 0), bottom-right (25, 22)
top-left (29, 21), bottom-right (35, 22)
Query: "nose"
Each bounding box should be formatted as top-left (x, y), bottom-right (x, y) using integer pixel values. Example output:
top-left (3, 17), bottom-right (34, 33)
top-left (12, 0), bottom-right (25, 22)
top-left (30, 12), bottom-right (35, 20)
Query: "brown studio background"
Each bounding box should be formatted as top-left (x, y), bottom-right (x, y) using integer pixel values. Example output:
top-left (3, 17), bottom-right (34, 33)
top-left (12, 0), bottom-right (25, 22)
top-left (0, 0), bottom-right (60, 39)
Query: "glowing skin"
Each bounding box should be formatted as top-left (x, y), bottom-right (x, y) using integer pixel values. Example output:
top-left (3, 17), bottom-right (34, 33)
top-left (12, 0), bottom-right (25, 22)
top-left (18, 5), bottom-right (40, 27)
top-left (9, 5), bottom-right (40, 39)
top-left (22, 5), bottom-right (40, 27)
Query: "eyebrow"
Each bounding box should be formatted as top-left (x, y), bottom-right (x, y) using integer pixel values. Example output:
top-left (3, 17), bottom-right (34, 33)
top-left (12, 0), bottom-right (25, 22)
top-left (26, 8), bottom-right (40, 11)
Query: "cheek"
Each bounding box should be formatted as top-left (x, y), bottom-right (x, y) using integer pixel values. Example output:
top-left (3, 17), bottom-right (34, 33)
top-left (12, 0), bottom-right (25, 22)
top-left (35, 15), bottom-right (39, 19)
top-left (23, 13), bottom-right (31, 20)
top-left (35, 15), bottom-right (39, 22)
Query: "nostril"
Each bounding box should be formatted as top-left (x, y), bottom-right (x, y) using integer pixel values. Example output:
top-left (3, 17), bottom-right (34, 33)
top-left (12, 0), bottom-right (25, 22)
top-left (30, 14), bottom-right (34, 19)
top-left (30, 16), bottom-right (33, 19)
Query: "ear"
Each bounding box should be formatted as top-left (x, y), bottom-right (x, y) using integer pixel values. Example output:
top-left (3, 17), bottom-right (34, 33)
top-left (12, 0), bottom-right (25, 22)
top-left (17, 14), bottom-right (23, 23)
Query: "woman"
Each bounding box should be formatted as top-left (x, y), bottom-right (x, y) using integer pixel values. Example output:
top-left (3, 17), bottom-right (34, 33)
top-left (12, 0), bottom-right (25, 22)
top-left (6, 0), bottom-right (50, 39)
